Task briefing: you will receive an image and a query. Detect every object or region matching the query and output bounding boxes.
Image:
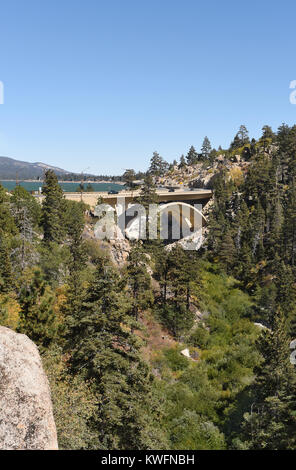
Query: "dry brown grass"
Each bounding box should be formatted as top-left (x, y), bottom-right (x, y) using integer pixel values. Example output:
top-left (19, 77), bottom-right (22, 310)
top-left (136, 310), bottom-right (177, 363)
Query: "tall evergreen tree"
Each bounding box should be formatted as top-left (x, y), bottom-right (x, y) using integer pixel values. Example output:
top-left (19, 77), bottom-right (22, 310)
top-left (136, 174), bottom-right (158, 209)
top-left (18, 269), bottom-right (58, 349)
top-left (0, 184), bottom-right (17, 235)
top-left (179, 154), bottom-right (186, 168)
top-left (186, 146), bottom-right (199, 165)
top-left (240, 309), bottom-right (296, 449)
top-left (260, 125), bottom-right (275, 150)
top-left (230, 125), bottom-right (250, 151)
top-left (10, 186), bottom-right (41, 272)
top-left (122, 169), bottom-right (136, 188)
top-left (68, 260), bottom-right (165, 449)
top-left (219, 228), bottom-right (236, 274)
top-left (201, 136), bottom-right (212, 159)
top-left (282, 182), bottom-right (296, 266)
top-left (0, 233), bottom-right (14, 293)
top-left (155, 246), bottom-right (196, 338)
top-left (11, 185), bottom-right (41, 228)
top-left (126, 243), bottom-right (153, 322)
top-left (237, 125), bottom-right (250, 146)
top-left (42, 170), bottom-right (66, 243)
top-left (65, 201), bottom-right (87, 318)
top-left (148, 152), bottom-right (168, 177)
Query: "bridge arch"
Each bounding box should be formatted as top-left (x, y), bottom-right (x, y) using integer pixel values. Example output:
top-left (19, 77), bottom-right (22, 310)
top-left (158, 201), bottom-right (205, 241)
top-left (158, 201), bottom-right (206, 221)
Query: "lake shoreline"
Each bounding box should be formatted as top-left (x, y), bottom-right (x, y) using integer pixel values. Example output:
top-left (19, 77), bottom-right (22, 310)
top-left (0, 179), bottom-right (124, 184)
top-left (0, 180), bottom-right (125, 193)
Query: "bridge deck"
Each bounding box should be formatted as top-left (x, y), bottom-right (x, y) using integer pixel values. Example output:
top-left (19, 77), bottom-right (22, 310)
top-left (34, 189), bottom-right (212, 208)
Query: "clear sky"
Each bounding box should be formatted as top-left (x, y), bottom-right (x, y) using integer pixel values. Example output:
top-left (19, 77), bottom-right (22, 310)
top-left (0, 0), bottom-right (296, 175)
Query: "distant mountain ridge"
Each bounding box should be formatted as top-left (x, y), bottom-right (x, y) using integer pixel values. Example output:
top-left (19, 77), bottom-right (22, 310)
top-left (0, 156), bottom-right (72, 180)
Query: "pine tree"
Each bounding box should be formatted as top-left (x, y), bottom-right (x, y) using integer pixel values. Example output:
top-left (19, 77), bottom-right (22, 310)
top-left (68, 260), bottom-right (165, 449)
top-left (237, 125), bottom-right (250, 146)
top-left (233, 198), bottom-right (249, 254)
top-left (154, 246), bottom-right (170, 305)
top-left (0, 184), bottom-right (17, 235)
top-left (18, 269), bottom-right (58, 349)
top-left (0, 233), bottom-right (14, 293)
top-left (290, 312), bottom-right (296, 339)
top-left (282, 182), bottom-right (296, 266)
top-left (261, 125), bottom-right (275, 141)
top-left (265, 188), bottom-right (283, 260)
top-left (201, 136), bottom-right (212, 159)
top-left (277, 123), bottom-right (291, 184)
top-left (230, 133), bottom-right (242, 151)
top-left (186, 146), bottom-right (199, 165)
top-left (10, 186), bottom-right (41, 272)
top-left (243, 152), bottom-right (272, 210)
top-left (272, 258), bottom-right (296, 329)
top-left (230, 125), bottom-right (250, 151)
top-left (122, 169), bottom-right (136, 188)
top-left (249, 201), bottom-right (265, 261)
top-left (219, 228), bottom-right (236, 274)
top-left (206, 206), bottom-right (226, 254)
top-left (179, 155), bottom-right (186, 168)
top-left (260, 125), bottom-right (275, 150)
top-left (126, 243), bottom-right (153, 322)
top-left (42, 170), bottom-right (66, 243)
top-left (136, 174), bottom-right (158, 209)
top-left (206, 169), bottom-right (232, 255)
top-left (156, 246), bottom-right (196, 338)
top-left (240, 309), bottom-right (296, 449)
top-left (11, 185), bottom-right (41, 228)
top-left (148, 152), bottom-right (168, 177)
top-left (65, 201), bottom-right (87, 318)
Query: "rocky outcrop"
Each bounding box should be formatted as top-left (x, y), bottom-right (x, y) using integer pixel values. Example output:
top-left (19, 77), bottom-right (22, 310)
top-left (109, 238), bottom-right (131, 266)
top-left (0, 326), bottom-right (58, 450)
top-left (166, 228), bottom-right (203, 251)
top-left (156, 156), bottom-right (251, 189)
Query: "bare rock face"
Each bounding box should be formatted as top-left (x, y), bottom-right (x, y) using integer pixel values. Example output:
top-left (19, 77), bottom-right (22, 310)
top-left (109, 238), bottom-right (131, 266)
top-left (0, 326), bottom-right (58, 450)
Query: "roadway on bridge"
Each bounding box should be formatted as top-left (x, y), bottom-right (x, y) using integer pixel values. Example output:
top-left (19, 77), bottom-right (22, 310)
top-left (34, 188), bottom-right (213, 208)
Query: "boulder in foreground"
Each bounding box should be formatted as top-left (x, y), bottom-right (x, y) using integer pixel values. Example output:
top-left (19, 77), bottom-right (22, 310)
top-left (0, 326), bottom-right (58, 450)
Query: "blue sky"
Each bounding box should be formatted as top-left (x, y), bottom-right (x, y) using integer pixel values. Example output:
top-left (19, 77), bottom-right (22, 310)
top-left (0, 0), bottom-right (296, 174)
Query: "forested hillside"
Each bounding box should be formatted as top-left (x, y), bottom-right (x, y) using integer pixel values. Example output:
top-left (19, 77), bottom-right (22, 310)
top-left (0, 124), bottom-right (295, 450)
top-left (0, 156), bottom-right (69, 179)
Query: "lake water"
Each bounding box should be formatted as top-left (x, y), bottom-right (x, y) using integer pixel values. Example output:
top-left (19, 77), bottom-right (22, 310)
top-left (0, 181), bottom-right (124, 193)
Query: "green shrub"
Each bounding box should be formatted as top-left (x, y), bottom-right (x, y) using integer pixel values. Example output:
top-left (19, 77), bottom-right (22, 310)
top-left (162, 347), bottom-right (189, 371)
top-left (189, 325), bottom-right (210, 348)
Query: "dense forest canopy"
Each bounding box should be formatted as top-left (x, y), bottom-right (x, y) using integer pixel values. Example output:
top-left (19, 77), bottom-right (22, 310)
top-left (0, 123), bottom-right (295, 450)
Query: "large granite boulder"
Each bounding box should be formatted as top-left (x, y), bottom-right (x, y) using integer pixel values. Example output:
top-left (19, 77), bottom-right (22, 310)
top-left (0, 326), bottom-right (58, 450)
